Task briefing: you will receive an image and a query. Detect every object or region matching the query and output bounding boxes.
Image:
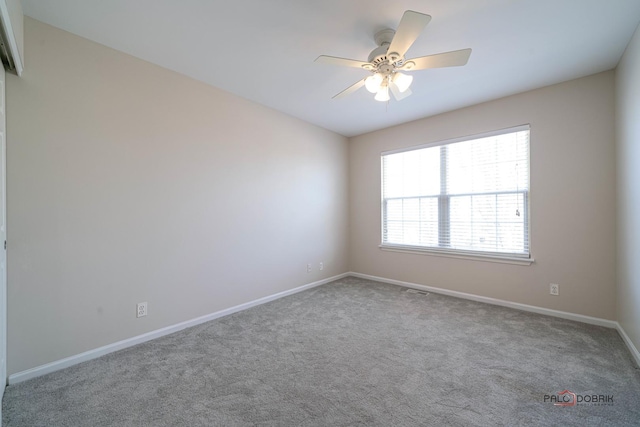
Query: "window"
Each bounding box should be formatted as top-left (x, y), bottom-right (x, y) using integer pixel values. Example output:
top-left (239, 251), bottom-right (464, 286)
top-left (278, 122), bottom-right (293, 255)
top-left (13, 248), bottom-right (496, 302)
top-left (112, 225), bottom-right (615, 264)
top-left (381, 125), bottom-right (530, 261)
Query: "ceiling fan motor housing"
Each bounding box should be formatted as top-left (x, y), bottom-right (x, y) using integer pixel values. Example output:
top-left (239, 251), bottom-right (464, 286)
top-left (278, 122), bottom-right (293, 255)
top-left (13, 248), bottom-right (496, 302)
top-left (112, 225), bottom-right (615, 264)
top-left (369, 29), bottom-right (403, 71)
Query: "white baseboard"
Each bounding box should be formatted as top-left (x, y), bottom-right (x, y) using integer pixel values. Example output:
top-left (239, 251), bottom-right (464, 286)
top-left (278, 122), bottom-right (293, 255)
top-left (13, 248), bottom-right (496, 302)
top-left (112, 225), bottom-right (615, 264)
top-left (615, 323), bottom-right (640, 368)
top-left (349, 272), bottom-right (640, 366)
top-left (8, 273), bottom-right (349, 385)
top-left (9, 271), bottom-right (638, 385)
top-left (349, 272), bottom-right (618, 329)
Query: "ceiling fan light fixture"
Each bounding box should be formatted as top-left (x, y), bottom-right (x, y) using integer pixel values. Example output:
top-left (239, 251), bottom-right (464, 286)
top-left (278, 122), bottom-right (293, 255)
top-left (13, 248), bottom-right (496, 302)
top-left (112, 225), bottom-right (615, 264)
top-left (374, 84), bottom-right (390, 102)
top-left (316, 11), bottom-right (471, 103)
top-left (365, 73), bottom-right (383, 93)
top-left (392, 72), bottom-right (413, 93)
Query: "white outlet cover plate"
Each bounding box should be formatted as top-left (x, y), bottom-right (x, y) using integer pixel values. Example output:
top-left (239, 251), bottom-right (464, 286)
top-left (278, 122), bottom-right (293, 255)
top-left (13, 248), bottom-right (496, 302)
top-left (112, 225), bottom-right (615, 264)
top-left (137, 302), bottom-right (147, 317)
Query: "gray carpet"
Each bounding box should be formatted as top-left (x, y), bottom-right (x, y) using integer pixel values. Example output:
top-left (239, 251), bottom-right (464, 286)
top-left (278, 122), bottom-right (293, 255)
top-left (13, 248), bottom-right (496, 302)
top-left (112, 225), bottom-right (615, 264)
top-left (3, 276), bottom-right (640, 426)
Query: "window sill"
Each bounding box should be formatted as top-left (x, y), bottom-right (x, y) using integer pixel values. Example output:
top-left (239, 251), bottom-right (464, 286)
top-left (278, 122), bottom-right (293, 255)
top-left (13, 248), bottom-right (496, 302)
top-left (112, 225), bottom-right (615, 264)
top-left (379, 244), bottom-right (535, 266)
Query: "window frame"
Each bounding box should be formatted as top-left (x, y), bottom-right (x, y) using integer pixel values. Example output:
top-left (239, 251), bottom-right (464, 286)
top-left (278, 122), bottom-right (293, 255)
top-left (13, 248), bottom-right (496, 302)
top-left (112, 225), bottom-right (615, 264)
top-left (380, 125), bottom-right (534, 265)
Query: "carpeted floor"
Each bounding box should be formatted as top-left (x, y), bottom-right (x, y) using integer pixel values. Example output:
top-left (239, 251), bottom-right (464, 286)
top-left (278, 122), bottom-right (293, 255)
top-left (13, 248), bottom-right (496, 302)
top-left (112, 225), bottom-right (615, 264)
top-left (3, 276), bottom-right (640, 426)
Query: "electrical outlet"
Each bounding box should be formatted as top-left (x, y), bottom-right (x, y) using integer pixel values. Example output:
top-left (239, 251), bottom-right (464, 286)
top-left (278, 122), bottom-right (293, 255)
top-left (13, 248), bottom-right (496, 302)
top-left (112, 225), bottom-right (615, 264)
top-left (319, 262), bottom-right (324, 271)
top-left (137, 302), bottom-right (148, 318)
top-left (307, 263), bottom-right (312, 273)
top-left (550, 283), bottom-right (559, 296)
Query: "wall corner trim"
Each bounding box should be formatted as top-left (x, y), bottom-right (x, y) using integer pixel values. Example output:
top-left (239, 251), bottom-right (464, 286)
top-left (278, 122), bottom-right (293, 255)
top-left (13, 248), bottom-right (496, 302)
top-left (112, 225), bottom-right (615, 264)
top-left (616, 322), bottom-right (640, 368)
top-left (8, 273), bottom-right (349, 385)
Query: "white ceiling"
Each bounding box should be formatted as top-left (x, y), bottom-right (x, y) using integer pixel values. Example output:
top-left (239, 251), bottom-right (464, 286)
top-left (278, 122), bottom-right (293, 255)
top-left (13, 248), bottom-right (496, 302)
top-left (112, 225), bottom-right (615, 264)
top-left (20, 0), bottom-right (640, 137)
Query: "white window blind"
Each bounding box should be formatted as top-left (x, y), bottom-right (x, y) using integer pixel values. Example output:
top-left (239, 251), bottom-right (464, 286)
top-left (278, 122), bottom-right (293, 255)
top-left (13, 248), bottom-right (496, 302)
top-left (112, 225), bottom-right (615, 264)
top-left (382, 126), bottom-right (530, 259)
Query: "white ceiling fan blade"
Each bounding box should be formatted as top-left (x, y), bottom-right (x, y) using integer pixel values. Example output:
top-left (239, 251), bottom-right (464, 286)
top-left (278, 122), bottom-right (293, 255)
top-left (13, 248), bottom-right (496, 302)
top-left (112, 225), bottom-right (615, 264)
top-left (387, 11), bottom-right (431, 60)
top-left (315, 55), bottom-right (374, 70)
top-left (332, 78), bottom-right (366, 99)
top-left (404, 48), bottom-right (472, 71)
top-left (389, 82), bottom-right (412, 101)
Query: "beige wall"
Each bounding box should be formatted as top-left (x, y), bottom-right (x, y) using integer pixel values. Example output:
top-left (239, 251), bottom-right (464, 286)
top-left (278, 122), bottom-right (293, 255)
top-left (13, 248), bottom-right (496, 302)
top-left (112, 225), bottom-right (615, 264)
top-left (5, 18), bottom-right (349, 375)
top-left (350, 71), bottom-right (616, 320)
top-left (616, 23), bottom-right (640, 353)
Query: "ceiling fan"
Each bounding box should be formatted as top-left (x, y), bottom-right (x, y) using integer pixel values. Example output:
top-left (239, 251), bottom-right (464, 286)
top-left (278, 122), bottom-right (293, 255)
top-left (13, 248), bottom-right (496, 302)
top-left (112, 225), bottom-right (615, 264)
top-left (315, 10), bottom-right (472, 102)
